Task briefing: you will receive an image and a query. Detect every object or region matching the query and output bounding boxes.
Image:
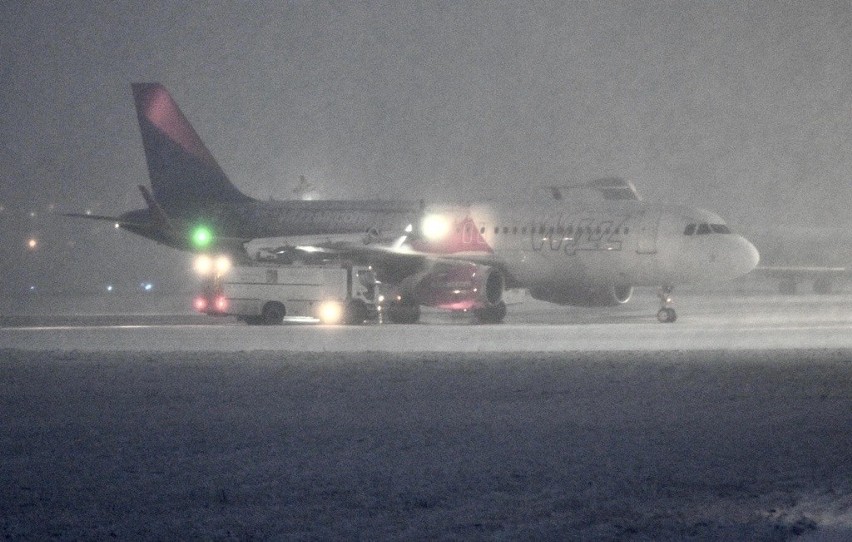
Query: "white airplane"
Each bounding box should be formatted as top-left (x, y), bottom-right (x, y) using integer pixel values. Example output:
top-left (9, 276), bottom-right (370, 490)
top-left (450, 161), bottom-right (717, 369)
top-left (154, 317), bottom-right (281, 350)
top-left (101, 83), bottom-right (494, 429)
top-left (247, 179), bottom-right (760, 323)
top-left (72, 84), bottom-right (759, 324)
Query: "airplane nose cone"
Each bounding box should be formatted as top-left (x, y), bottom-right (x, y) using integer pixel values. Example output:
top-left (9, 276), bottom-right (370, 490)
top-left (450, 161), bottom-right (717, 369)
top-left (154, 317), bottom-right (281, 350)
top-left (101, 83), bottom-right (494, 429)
top-left (734, 235), bottom-right (760, 277)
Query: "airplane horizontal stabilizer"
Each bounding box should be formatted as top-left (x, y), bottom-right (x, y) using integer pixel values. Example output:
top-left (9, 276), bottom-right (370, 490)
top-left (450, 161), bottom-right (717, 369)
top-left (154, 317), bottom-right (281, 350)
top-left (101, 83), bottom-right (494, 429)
top-left (546, 178), bottom-right (642, 202)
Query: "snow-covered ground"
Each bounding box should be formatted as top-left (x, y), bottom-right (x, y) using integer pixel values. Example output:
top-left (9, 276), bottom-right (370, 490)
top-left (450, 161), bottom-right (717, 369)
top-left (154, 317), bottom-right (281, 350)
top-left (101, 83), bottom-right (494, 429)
top-left (1, 349), bottom-right (849, 540)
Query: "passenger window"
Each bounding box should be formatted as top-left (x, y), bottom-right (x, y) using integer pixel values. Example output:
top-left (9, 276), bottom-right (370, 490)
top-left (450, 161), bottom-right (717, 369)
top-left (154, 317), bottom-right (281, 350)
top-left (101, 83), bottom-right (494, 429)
top-left (521, 227), bottom-right (526, 234)
top-left (480, 227), bottom-right (485, 234)
top-left (494, 227), bottom-right (499, 234)
top-left (684, 224), bottom-right (696, 236)
top-left (512, 227), bottom-right (517, 234)
top-left (503, 227), bottom-right (509, 234)
top-left (697, 223), bottom-right (711, 235)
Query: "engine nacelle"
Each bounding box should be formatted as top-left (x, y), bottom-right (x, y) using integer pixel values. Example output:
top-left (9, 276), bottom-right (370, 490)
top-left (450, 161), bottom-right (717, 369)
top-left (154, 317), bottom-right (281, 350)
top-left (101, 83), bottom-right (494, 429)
top-left (401, 263), bottom-right (504, 311)
top-left (529, 283), bottom-right (633, 307)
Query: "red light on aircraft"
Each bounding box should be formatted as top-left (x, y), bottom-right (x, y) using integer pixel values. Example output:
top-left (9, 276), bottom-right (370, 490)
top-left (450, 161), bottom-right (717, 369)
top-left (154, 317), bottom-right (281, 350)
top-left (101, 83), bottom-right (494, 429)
top-left (214, 296), bottom-right (228, 312)
top-left (194, 296), bottom-right (208, 312)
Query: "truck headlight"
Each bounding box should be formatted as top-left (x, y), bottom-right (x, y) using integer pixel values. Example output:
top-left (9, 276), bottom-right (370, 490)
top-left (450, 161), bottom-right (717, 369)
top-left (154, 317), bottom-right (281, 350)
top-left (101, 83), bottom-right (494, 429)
top-left (319, 301), bottom-right (344, 324)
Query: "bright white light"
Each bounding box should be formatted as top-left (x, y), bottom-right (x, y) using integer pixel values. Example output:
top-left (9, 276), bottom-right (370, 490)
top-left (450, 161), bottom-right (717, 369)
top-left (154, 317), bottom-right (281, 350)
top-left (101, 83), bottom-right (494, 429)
top-left (318, 301), bottom-right (344, 324)
top-left (214, 255), bottom-right (232, 275)
top-left (114, 223), bottom-right (120, 229)
top-left (421, 214), bottom-right (451, 241)
top-left (106, 285), bottom-right (113, 292)
top-left (193, 255), bottom-right (213, 275)
top-left (405, 224), bottom-right (413, 233)
top-left (27, 238), bottom-right (38, 250)
top-left (142, 283), bottom-right (153, 291)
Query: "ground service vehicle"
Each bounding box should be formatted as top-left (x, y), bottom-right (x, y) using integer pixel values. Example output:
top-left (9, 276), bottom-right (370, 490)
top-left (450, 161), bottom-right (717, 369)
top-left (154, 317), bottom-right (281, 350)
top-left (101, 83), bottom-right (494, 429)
top-left (194, 262), bottom-right (378, 325)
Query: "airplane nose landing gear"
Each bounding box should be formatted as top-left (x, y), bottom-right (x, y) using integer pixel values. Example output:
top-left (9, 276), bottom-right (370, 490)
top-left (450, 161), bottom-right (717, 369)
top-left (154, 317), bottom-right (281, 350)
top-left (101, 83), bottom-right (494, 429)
top-left (656, 285), bottom-right (677, 323)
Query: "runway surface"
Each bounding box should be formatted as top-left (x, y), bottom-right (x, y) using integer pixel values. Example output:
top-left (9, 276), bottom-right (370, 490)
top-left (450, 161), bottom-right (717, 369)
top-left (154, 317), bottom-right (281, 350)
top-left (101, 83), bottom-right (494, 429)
top-left (2, 290), bottom-right (851, 351)
top-left (2, 289), bottom-right (851, 540)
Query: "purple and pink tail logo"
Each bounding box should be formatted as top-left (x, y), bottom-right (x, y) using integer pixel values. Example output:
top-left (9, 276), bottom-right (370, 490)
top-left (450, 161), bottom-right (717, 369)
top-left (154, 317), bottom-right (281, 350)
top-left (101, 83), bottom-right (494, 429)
top-left (133, 84), bottom-right (218, 169)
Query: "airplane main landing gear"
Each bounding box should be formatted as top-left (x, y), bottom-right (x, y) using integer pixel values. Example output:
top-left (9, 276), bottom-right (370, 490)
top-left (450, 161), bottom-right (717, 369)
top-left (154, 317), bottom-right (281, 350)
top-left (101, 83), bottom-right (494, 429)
top-left (656, 285), bottom-right (677, 323)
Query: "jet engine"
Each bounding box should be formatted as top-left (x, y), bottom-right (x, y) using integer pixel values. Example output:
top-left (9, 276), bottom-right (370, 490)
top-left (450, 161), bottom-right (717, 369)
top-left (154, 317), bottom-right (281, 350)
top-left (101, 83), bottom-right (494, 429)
top-left (400, 263), bottom-right (504, 311)
top-left (529, 283), bottom-right (633, 307)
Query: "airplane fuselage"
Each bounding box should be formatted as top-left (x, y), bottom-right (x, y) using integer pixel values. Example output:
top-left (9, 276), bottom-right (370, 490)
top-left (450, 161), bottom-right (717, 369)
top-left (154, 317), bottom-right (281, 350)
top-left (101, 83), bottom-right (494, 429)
top-left (414, 200), bottom-right (759, 297)
top-left (120, 199), bottom-right (421, 252)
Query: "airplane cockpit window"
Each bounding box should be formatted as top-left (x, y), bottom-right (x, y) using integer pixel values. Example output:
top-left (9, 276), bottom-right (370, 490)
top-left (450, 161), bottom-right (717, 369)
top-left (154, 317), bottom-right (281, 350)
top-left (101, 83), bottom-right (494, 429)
top-left (710, 224), bottom-right (731, 234)
top-left (684, 224), bottom-right (696, 235)
top-left (696, 223), bottom-right (712, 235)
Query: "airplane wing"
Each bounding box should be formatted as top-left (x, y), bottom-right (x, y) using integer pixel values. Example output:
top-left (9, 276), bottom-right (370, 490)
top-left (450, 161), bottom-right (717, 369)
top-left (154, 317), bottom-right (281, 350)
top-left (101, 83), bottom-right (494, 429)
top-left (750, 265), bottom-right (849, 294)
top-left (63, 212), bottom-right (138, 225)
top-left (243, 234), bottom-right (504, 274)
top-left (545, 177), bottom-right (642, 202)
top-left (754, 266), bottom-right (848, 276)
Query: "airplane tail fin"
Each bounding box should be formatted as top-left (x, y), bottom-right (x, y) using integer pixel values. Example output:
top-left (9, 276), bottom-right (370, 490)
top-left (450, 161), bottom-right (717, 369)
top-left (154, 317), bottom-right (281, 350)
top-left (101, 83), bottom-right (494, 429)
top-left (131, 83), bottom-right (252, 211)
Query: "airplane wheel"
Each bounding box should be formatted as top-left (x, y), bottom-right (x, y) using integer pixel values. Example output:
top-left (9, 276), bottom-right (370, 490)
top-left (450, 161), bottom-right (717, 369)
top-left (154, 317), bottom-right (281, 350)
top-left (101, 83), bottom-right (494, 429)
top-left (657, 308), bottom-right (677, 323)
top-left (474, 301), bottom-right (506, 324)
top-left (261, 302), bottom-right (285, 325)
top-left (813, 278), bottom-right (833, 295)
top-left (778, 279), bottom-right (797, 295)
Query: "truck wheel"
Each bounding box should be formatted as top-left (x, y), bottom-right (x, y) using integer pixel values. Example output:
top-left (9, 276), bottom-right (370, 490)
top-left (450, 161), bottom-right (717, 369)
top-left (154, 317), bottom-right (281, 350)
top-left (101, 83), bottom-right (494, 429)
top-left (261, 302), bottom-right (285, 325)
top-left (344, 299), bottom-right (369, 325)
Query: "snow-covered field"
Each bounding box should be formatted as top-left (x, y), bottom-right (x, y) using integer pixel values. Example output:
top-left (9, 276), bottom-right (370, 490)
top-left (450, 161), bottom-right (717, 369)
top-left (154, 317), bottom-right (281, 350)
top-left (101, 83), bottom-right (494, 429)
top-left (1, 349), bottom-right (850, 540)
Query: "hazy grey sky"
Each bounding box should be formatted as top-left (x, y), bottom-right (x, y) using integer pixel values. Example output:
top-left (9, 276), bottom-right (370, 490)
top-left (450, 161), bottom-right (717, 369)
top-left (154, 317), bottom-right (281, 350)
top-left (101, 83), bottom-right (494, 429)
top-left (2, 1), bottom-right (850, 294)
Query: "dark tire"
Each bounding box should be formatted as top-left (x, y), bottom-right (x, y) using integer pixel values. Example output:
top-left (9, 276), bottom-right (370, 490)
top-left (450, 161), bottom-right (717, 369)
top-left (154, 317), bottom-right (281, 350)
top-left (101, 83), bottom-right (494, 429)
top-left (344, 299), bottom-right (370, 325)
top-left (813, 277), bottom-right (833, 295)
top-left (244, 316), bottom-right (264, 326)
top-left (657, 307), bottom-right (677, 323)
top-left (778, 278), bottom-right (797, 295)
top-left (473, 301), bottom-right (506, 324)
top-left (261, 302), bottom-right (285, 325)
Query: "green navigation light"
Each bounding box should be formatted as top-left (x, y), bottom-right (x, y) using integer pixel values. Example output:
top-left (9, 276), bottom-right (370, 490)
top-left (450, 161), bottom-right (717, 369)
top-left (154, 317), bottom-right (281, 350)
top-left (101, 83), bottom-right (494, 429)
top-left (191, 226), bottom-right (214, 249)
